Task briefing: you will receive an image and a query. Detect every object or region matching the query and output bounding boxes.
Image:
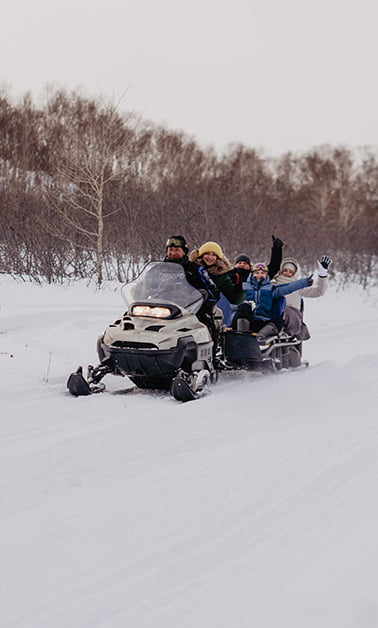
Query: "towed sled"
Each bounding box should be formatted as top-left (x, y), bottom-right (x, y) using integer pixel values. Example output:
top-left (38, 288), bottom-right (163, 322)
top-left (67, 262), bottom-right (308, 402)
top-left (216, 326), bottom-right (307, 373)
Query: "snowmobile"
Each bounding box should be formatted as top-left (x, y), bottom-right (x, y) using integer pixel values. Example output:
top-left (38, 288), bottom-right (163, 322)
top-left (67, 261), bottom-right (308, 402)
top-left (67, 261), bottom-right (217, 402)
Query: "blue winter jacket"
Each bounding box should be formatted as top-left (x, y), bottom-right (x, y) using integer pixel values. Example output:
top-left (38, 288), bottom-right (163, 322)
top-left (243, 275), bottom-right (310, 321)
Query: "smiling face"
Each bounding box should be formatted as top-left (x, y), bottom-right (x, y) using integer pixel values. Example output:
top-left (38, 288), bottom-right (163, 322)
top-left (252, 269), bottom-right (268, 280)
top-left (235, 260), bottom-right (251, 270)
top-left (281, 267), bottom-right (295, 278)
top-left (202, 251), bottom-right (218, 265)
top-left (166, 246), bottom-right (185, 260)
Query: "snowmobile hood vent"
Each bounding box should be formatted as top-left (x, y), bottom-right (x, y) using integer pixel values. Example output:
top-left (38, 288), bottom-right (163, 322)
top-left (111, 341), bottom-right (158, 349)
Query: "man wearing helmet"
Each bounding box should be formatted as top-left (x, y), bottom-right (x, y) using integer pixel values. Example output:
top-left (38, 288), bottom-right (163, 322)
top-left (164, 235), bottom-right (220, 348)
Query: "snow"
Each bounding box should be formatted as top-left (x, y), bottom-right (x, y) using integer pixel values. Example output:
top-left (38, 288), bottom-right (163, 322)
top-left (1, 274), bottom-right (378, 628)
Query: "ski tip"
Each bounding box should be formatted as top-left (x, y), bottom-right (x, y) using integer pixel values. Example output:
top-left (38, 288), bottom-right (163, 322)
top-left (170, 377), bottom-right (198, 403)
top-left (67, 368), bottom-right (92, 396)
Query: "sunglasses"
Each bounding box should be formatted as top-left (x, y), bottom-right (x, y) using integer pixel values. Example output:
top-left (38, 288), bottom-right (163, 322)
top-left (166, 238), bottom-right (184, 247)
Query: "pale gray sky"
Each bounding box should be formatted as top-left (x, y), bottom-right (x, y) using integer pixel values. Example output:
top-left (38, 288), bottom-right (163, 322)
top-left (2, 0), bottom-right (378, 155)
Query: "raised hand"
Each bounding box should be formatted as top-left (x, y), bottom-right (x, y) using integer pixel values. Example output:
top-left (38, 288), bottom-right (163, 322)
top-left (272, 235), bottom-right (284, 248)
top-left (317, 255), bottom-right (332, 276)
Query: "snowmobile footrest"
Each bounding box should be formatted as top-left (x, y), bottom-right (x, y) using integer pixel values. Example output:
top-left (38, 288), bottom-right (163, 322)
top-left (67, 367), bottom-right (92, 396)
top-left (170, 376), bottom-right (198, 402)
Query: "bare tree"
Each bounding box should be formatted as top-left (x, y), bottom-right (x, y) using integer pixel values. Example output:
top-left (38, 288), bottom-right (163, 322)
top-left (43, 92), bottom-right (139, 284)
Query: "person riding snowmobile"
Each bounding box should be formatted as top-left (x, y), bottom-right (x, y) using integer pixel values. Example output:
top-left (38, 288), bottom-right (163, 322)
top-left (217, 235), bottom-right (284, 327)
top-left (232, 262), bottom-right (314, 340)
top-left (232, 235), bottom-right (284, 283)
top-left (271, 255), bottom-right (332, 339)
top-left (189, 241), bottom-right (245, 305)
top-left (164, 235), bottom-right (220, 346)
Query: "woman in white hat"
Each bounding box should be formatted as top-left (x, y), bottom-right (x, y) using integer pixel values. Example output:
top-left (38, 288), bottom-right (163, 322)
top-left (272, 255), bottom-right (332, 339)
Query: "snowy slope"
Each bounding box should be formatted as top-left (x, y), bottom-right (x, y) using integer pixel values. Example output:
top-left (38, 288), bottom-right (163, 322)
top-left (1, 275), bottom-right (378, 628)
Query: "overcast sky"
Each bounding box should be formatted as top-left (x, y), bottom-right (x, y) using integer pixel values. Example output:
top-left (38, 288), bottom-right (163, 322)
top-left (2, 0), bottom-right (378, 156)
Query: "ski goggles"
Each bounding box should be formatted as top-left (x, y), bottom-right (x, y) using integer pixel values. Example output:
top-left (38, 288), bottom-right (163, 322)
top-left (252, 263), bottom-right (268, 272)
top-left (166, 238), bottom-right (185, 248)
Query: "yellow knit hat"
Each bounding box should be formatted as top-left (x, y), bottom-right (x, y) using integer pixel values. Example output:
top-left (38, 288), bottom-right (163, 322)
top-left (198, 241), bottom-right (223, 259)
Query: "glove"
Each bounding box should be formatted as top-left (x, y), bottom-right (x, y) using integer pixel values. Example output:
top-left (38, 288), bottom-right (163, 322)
top-left (199, 289), bottom-right (209, 301)
top-left (272, 235), bottom-right (284, 248)
top-left (307, 274), bottom-right (314, 286)
top-left (317, 255), bottom-right (332, 277)
top-left (246, 300), bottom-right (256, 311)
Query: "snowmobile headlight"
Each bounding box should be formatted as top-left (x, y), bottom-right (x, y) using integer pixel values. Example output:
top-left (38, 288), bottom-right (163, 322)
top-left (132, 305), bottom-right (172, 319)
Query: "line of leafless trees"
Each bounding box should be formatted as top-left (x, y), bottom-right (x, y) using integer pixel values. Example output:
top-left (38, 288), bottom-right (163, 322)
top-left (1, 87), bottom-right (377, 285)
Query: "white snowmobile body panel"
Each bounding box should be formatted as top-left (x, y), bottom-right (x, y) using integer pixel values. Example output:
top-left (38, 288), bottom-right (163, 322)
top-left (103, 309), bottom-right (211, 351)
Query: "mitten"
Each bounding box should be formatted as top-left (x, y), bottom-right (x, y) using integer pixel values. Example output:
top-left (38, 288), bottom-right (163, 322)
top-left (272, 235), bottom-right (284, 248)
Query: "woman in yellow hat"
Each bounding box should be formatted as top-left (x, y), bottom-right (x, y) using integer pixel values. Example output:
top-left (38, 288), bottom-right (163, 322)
top-left (189, 241), bottom-right (244, 305)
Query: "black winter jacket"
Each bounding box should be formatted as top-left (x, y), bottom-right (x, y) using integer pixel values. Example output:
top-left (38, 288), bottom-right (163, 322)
top-left (163, 254), bottom-right (220, 313)
top-left (188, 250), bottom-right (244, 305)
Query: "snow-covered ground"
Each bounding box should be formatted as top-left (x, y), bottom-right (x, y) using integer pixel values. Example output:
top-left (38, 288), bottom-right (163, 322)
top-left (1, 274), bottom-right (378, 628)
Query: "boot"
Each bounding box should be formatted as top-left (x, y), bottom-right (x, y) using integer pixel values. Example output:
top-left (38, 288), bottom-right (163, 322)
top-left (237, 318), bottom-right (250, 332)
top-left (257, 322), bottom-right (278, 341)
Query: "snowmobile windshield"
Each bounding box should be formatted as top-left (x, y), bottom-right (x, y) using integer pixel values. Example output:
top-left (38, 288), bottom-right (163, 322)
top-left (121, 262), bottom-right (205, 315)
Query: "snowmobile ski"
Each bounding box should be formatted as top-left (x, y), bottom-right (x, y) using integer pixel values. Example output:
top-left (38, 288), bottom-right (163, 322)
top-left (67, 367), bottom-right (92, 396)
top-left (170, 376), bottom-right (199, 402)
